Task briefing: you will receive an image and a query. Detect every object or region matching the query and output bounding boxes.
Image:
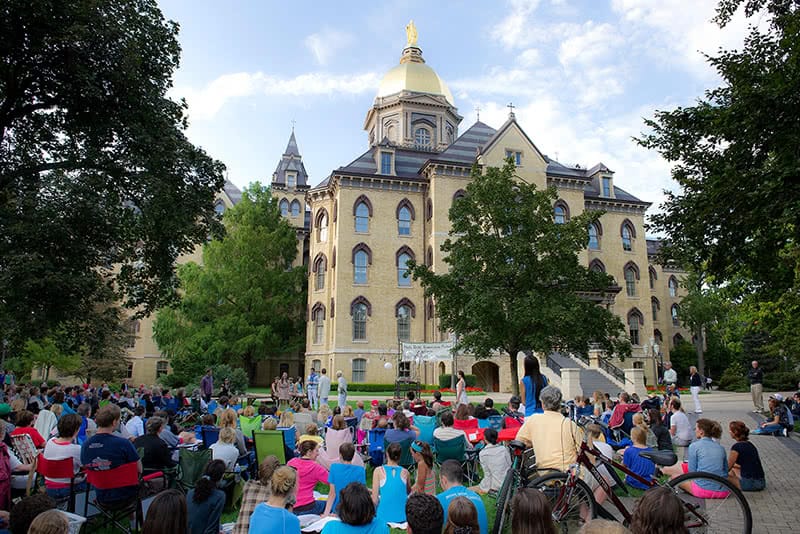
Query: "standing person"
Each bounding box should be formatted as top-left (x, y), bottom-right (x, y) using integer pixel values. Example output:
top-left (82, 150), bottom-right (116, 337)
top-left (372, 442), bottom-right (410, 524)
top-left (436, 460), bottom-right (488, 534)
top-left (201, 369), bottom-right (214, 404)
top-left (336, 371), bottom-right (347, 411)
top-left (689, 366), bottom-right (703, 414)
top-left (748, 361), bottom-right (764, 413)
top-left (307, 369), bottom-right (319, 411)
top-left (455, 370), bottom-right (468, 406)
top-left (319, 369), bottom-right (331, 408)
top-left (727, 421), bottom-right (765, 491)
top-left (663, 361), bottom-right (677, 388)
top-left (519, 354), bottom-right (548, 417)
top-left (248, 466), bottom-right (300, 534)
top-left (187, 460), bottom-right (226, 534)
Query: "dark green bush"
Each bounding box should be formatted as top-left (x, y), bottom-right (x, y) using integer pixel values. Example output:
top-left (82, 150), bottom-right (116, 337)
top-left (438, 374), bottom-right (477, 389)
top-left (346, 383), bottom-right (438, 393)
top-left (719, 362), bottom-right (749, 392)
top-left (763, 371), bottom-right (800, 391)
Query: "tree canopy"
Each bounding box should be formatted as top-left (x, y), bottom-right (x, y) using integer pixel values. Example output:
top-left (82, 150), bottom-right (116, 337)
top-left (153, 184), bottom-right (306, 384)
top-left (0, 0), bottom-right (225, 347)
top-left (409, 160), bottom-right (630, 394)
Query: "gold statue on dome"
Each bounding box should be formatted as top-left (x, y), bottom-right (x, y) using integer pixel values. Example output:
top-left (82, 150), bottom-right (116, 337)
top-left (405, 20), bottom-right (418, 47)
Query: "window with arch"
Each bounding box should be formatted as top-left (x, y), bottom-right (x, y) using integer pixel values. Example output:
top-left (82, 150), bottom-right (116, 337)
top-left (397, 305), bottom-right (411, 341)
top-left (316, 210), bottom-right (329, 242)
top-left (214, 201), bottom-right (225, 216)
top-left (621, 222), bottom-right (634, 251)
top-left (156, 361), bottom-right (169, 378)
top-left (589, 259), bottom-right (606, 273)
top-left (290, 200), bottom-right (300, 217)
top-left (397, 199), bottom-right (414, 236)
top-left (279, 199), bottom-right (289, 217)
top-left (353, 195), bottom-right (372, 233)
top-left (126, 319), bottom-right (140, 349)
top-left (426, 199), bottom-right (433, 221)
top-left (668, 276), bottom-right (678, 297)
top-left (671, 304), bottom-right (680, 326)
top-left (624, 262), bottom-right (639, 297)
top-left (414, 127), bottom-right (431, 147)
top-left (673, 333), bottom-right (684, 347)
top-left (312, 303), bottom-right (325, 344)
top-left (554, 201), bottom-right (569, 224)
top-left (352, 358), bottom-right (367, 383)
top-left (651, 297), bottom-right (660, 322)
top-left (426, 246), bottom-right (433, 267)
top-left (313, 254), bottom-right (327, 291)
top-left (397, 247), bottom-right (414, 287)
top-left (312, 359), bottom-right (321, 371)
top-left (628, 310), bottom-right (643, 346)
top-left (452, 190), bottom-right (466, 202)
top-left (649, 266), bottom-right (657, 289)
top-left (352, 243), bottom-right (371, 284)
top-left (351, 297), bottom-right (371, 341)
top-left (654, 329), bottom-right (663, 345)
top-left (588, 223), bottom-right (601, 250)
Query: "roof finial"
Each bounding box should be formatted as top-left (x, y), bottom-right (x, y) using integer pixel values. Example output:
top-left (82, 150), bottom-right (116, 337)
top-left (405, 20), bottom-right (418, 48)
top-left (507, 102), bottom-right (516, 119)
top-left (291, 118), bottom-right (296, 132)
top-left (475, 105), bottom-right (481, 121)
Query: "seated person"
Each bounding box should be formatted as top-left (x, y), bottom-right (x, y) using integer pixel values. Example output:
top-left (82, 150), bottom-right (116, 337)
top-left (576, 397), bottom-right (595, 418)
top-left (473, 405), bottom-right (488, 421)
top-left (10, 410), bottom-right (46, 448)
top-left (608, 392), bottom-right (641, 431)
top-left (42, 414), bottom-right (85, 499)
top-left (752, 394), bottom-right (792, 435)
top-left (483, 398), bottom-right (500, 417)
top-left (233, 455), bottom-right (280, 534)
top-left (298, 423), bottom-right (324, 446)
top-left (248, 466), bottom-right (300, 533)
top-left (323, 442), bottom-right (366, 515)
top-left (506, 396), bottom-right (524, 419)
top-left (663, 418), bottom-right (730, 498)
top-left (515, 386), bottom-right (583, 472)
top-left (469, 428), bottom-right (510, 494)
top-left (187, 460), bottom-right (226, 534)
top-left (669, 398), bottom-right (693, 447)
top-left (134, 416), bottom-right (177, 471)
top-left (433, 412), bottom-right (472, 451)
top-left (384, 412), bottom-right (418, 444)
top-left (622, 427), bottom-right (655, 490)
top-left (454, 404), bottom-right (474, 421)
top-left (321, 482), bottom-right (389, 534)
top-left (790, 391), bottom-right (800, 421)
top-left (209, 427), bottom-right (240, 469)
top-left (405, 493), bottom-right (444, 534)
top-left (124, 406), bottom-right (145, 439)
top-left (319, 415), bottom-right (365, 469)
top-left (647, 408), bottom-right (673, 451)
top-left (430, 391), bottom-right (444, 412)
top-left (727, 421), bottom-right (765, 492)
top-left (437, 460), bottom-right (487, 534)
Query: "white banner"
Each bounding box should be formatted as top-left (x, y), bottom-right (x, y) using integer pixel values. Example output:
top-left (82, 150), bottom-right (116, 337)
top-left (400, 341), bottom-right (455, 363)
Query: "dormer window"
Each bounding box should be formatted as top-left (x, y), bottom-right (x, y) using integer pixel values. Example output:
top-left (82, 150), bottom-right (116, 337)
top-left (286, 172), bottom-right (296, 188)
top-left (381, 152), bottom-right (393, 174)
top-left (414, 127), bottom-right (431, 147)
top-left (602, 176), bottom-right (612, 197)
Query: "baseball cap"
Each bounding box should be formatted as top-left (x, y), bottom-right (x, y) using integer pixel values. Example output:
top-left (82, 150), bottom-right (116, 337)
top-left (769, 393), bottom-right (784, 402)
top-left (371, 399), bottom-right (379, 407)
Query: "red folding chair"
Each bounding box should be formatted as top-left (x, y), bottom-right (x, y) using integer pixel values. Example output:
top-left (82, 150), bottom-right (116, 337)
top-left (35, 455), bottom-right (82, 513)
top-left (503, 416), bottom-right (523, 430)
top-left (83, 461), bottom-right (165, 534)
top-left (452, 418), bottom-right (479, 432)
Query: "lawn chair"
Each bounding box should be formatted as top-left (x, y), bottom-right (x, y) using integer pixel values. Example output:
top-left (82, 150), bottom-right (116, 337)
top-left (207, 400), bottom-right (218, 414)
top-left (83, 461), bottom-right (165, 534)
top-left (35, 455), bottom-right (82, 512)
top-left (384, 436), bottom-right (415, 472)
top-left (367, 428), bottom-right (386, 467)
top-left (414, 415), bottom-right (436, 444)
top-left (252, 430), bottom-right (286, 465)
top-left (487, 415), bottom-right (504, 431)
top-left (279, 426), bottom-right (297, 459)
top-left (201, 427), bottom-right (220, 448)
top-left (435, 407), bottom-right (453, 428)
top-left (453, 418), bottom-right (479, 432)
top-left (177, 448), bottom-right (213, 493)
top-left (477, 419), bottom-right (490, 429)
top-left (239, 415), bottom-right (262, 440)
top-left (503, 416), bottom-right (522, 431)
top-left (434, 435), bottom-right (476, 485)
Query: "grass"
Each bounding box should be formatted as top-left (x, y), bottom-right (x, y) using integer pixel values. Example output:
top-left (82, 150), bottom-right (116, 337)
top-left (245, 388), bottom-right (487, 398)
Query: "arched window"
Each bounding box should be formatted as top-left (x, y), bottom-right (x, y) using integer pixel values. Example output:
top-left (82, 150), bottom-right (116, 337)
top-left (397, 305), bottom-right (411, 341)
top-left (279, 199), bottom-right (289, 217)
top-left (589, 259), bottom-right (606, 273)
top-left (651, 297), bottom-right (660, 322)
top-left (352, 243), bottom-right (372, 284)
top-left (426, 199), bottom-right (433, 221)
top-left (397, 199), bottom-right (415, 236)
top-left (315, 209), bottom-right (329, 242)
top-left (453, 189), bottom-right (467, 202)
top-left (311, 302), bottom-right (325, 344)
top-left (624, 262), bottom-right (639, 297)
top-left (126, 362), bottom-right (134, 379)
top-left (313, 254), bottom-right (327, 291)
top-left (351, 297), bottom-right (371, 341)
top-left (654, 329), bottom-right (663, 344)
top-left (588, 223), bottom-right (600, 250)
top-left (214, 201), bottom-right (225, 216)
top-left (290, 200), bottom-right (301, 217)
top-left (414, 127), bottom-right (431, 147)
top-left (673, 333), bottom-right (684, 347)
top-left (126, 319), bottom-right (140, 349)
top-left (426, 298), bottom-right (434, 320)
top-left (396, 247), bottom-right (415, 287)
top-left (628, 309), bottom-right (643, 346)
top-left (671, 304), bottom-right (680, 326)
top-left (353, 195), bottom-right (373, 233)
top-left (668, 276), bottom-right (678, 297)
top-left (554, 201), bottom-right (569, 224)
top-left (620, 219), bottom-right (636, 252)
top-left (426, 246), bottom-right (433, 267)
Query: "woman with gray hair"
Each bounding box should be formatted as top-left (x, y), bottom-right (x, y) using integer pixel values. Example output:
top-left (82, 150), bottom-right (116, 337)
top-left (337, 370), bottom-right (348, 410)
top-left (515, 386), bottom-right (584, 472)
top-left (133, 416), bottom-right (177, 471)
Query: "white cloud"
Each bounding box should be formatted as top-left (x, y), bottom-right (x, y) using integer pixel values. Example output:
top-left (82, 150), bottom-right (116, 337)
top-left (491, 0), bottom-right (541, 49)
top-left (304, 29), bottom-right (355, 66)
top-left (517, 48), bottom-right (542, 67)
top-left (173, 71), bottom-right (381, 121)
top-left (558, 22), bottom-right (624, 67)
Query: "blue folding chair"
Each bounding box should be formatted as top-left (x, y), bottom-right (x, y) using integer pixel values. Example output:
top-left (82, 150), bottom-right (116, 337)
top-left (367, 428), bottom-right (386, 467)
top-left (201, 427), bottom-right (220, 448)
top-left (415, 415), bottom-right (436, 444)
top-left (207, 400), bottom-right (218, 414)
top-left (477, 418), bottom-right (491, 429)
top-left (487, 415), bottom-right (504, 431)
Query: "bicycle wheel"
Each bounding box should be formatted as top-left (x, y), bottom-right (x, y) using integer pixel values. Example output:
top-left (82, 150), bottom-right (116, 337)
top-left (529, 472), bottom-right (596, 534)
top-left (492, 466), bottom-right (516, 534)
top-left (667, 472), bottom-right (752, 534)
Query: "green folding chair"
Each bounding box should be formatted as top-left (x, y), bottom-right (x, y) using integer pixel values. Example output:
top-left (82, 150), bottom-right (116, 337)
top-left (434, 435), bottom-right (476, 485)
top-left (385, 437), bottom-right (416, 473)
top-left (252, 430), bottom-right (286, 465)
top-left (177, 448), bottom-right (212, 493)
top-left (239, 415), bottom-right (262, 438)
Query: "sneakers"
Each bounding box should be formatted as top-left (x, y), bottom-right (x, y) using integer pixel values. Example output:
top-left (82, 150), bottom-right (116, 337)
top-left (782, 427), bottom-right (789, 437)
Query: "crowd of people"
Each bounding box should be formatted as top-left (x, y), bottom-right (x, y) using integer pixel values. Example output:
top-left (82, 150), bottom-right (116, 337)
top-left (0, 357), bottom-right (796, 534)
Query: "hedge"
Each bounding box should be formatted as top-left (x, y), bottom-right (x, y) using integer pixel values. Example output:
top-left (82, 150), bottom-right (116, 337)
top-left (345, 383), bottom-right (439, 393)
top-left (763, 371), bottom-right (800, 391)
top-left (439, 374), bottom-right (477, 389)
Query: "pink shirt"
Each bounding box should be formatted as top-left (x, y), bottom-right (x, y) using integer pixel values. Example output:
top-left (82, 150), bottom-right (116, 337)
top-left (287, 457), bottom-right (328, 507)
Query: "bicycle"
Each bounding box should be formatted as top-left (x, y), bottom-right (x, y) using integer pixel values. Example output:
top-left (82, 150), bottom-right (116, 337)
top-left (529, 418), bottom-right (752, 533)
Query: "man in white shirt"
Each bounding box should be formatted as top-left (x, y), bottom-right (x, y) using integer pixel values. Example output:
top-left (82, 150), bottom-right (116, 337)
top-left (336, 371), bottom-right (347, 410)
top-left (318, 368), bottom-right (331, 407)
top-left (470, 428), bottom-right (510, 494)
top-left (124, 406), bottom-right (145, 440)
top-left (433, 411), bottom-right (473, 450)
top-left (669, 398), bottom-right (692, 446)
top-left (663, 362), bottom-right (678, 387)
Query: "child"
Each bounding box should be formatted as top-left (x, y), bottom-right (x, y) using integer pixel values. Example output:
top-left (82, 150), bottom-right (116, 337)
top-left (410, 440), bottom-right (436, 495)
top-left (632, 412), bottom-right (657, 449)
top-left (323, 442), bottom-right (366, 515)
top-left (470, 428), bottom-right (510, 494)
top-left (623, 427), bottom-right (655, 490)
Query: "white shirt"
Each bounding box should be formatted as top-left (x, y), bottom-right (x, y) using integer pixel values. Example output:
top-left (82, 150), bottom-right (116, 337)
top-left (593, 441), bottom-right (616, 486)
top-left (663, 369), bottom-right (678, 384)
top-left (210, 441), bottom-right (240, 469)
top-left (670, 411), bottom-right (692, 442)
top-left (433, 426), bottom-right (473, 450)
top-left (478, 444), bottom-right (511, 492)
top-left (43, 438), bottom-right (82, 485)
top-left (337, 377), bottom-right (347, 396)
top-left (318, 375), bottom-right (331, 398)
top-left (125, 416), bottom-right (144, 439)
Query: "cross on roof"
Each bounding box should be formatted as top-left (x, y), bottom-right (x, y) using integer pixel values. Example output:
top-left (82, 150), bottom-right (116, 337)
top-left (291, 119), bottom-right (296, 131)
top-left (475, 105), bottom-right (481, 121)
top-left (507, 102), bottom-right (516, 118)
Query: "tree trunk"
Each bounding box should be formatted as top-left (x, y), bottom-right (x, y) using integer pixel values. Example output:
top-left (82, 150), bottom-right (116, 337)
top-left (694, 327), bottom-right (706, 377)
top-left (509, 348), bottom-right (520, 396)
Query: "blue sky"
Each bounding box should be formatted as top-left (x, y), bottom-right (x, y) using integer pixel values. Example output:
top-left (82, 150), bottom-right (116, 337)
top-left (160, 0), bottom-right (756, 225)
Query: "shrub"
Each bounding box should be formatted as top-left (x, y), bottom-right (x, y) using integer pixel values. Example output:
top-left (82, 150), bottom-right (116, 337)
top-left (763, 371), bottom-right (800, 391)
top-left (345, 383), bottom-right (438, 393)
top-left (210, 364), bottom-right (248, 395)
top-left (719, 362), bottom-right (749, 392)
top-left (438, 374), bottom-right (477, 389)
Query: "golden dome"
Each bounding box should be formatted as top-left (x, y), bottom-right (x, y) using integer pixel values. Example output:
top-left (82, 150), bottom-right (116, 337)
top-left (376, 61), bottom-right (455, 105)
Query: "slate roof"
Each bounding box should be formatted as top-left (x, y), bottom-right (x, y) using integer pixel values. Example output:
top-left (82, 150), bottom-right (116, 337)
top-left (272, 131), bottom-right (309, 187)
top-left (435, 121), bottom-right (497, 163)
top-left (646, 239), bottom-right (663, 256)
top-left (222, 180), bottom-right (242, 205)
top-left (284, 131), bottom-right (301, 157)
top-left (584, 182), bottom-right (649, 205)
top-left (336, 145), bottom-right (431, 180)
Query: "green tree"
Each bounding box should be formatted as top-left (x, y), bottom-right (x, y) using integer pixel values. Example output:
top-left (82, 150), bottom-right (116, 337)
top-left (409, 160), bottom-right (630, 395)
top-left (0, 0), bottom-right (225, 348)
top-left (153, 184), bottom-right (306, 383)
top-left (675, 269), bottom-right (728, 377)
top-left (638, 0), bottom-right (800, 300)
top-left (14, 337), bottom-right (80, 381)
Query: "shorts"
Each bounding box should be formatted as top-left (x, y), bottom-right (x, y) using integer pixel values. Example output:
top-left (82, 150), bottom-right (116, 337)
top-left (739, 477), bottom-right (766, 491)
top-left (680, 463), bottom-right (730, 498)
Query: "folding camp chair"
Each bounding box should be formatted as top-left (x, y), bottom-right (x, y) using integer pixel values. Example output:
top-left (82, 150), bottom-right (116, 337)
top-left (84, 461), bottom-right (165, 534)
top-left (477, 419), bottom-right (490, 429)
top-left (384, 437), bottom-right (415, 472)
top-left (279, 426), bottom-right (297, 460)
top-left (202, 427), bottom-right (220, 448)
top-left (487, 415), bottom-right (504, 431)
top-left (414, 415), bottom-right (436, 444)
top-left (434, 407), bottom-right (453, 428)
top-left (453, 418), bottom-right (479, 432)
top-left (35, 455), bottom-right (82, 512)
top-left (177, 448), bottom-right (213, 493)
top-left (252, 430), bottom-right (286, 465)
top-left (207, 400), bottom-right (218, 415)
top-left (367, 428), bottom-right (386, 467)
top-left (239, 415), bottom-right (262, 440)
top-left (434, 436), bottom-right (477, 485)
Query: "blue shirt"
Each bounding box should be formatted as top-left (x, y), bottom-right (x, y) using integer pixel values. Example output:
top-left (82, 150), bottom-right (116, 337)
top-left (187, 488), bottom-right (225, 534)
top-left (623, 446), bottom-right (655, 490)
top-left (522, 375), bottom-right (548, 417)
top-left (688, 437), bottom-right (728, 490)
top-left (321, 519), bottom-right (389, 534)
top-left (80, 433), bottom-right (140, 503)
top-left (307, 373), bottom-right (319, 391)
top-left (328, 463), bottom-right (366, 511)
top-left (249, 503), bottom-right (300, 534)
top-left (437, 486), bottom-right (488, 534)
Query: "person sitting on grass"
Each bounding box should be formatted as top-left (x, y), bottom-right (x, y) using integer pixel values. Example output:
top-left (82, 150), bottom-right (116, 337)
top-left (372, 442), bottom-right (410, 524)
top-left (249, 466), bottom-right (300, 534)
top-left (143, 489), bottom-right (188, 534)
top-left (287, 440), bottom-right (329, 516)
top-left (469, 428), bottom-right (510, 494)
top-left (187, 460), bottom-right (226, 534)
top-left (321, 482), bottom-right (389, 534)
top-left (410, 440), bottom-right (436, 495)
top-left (622, 427), bottom-right (655, 490)
top-left (405, 493), bottom-right (443, 534)
top-left (727, 421), bottom-right (765, 491)
top-left (628, 486), bottom-right (688, 534)
top-left (444, 496), bottom-right (480, 534)
top-left (324, 442), bottom-right (366, 516)
top-left (233, 455), bottom-right (281, 534)
top-left (437, 460), bottom-right (487, 534)
top-left (511, 488), bottom-right (557, 534)
top-left (662, 418), bottom-right (730, 498)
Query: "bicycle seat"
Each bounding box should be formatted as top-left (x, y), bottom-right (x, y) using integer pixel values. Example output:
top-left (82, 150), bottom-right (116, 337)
top-left (508, 440), bottom-right (526, 452)
top-left (639, 450), bottom-right (678, 466)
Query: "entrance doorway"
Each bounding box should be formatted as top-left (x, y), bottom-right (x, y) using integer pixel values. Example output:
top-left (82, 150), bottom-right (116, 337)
top-left (472, 361), bottom-right (500, 392)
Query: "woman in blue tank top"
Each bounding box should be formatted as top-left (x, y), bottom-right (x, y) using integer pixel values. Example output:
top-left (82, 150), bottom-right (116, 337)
top-left (520, 354), bottom-right (548, 417)
top-left (372, 443), bottom-right (409, 523)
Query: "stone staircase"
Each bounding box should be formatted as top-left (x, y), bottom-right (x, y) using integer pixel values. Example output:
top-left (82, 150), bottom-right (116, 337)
top-left (546, 351), bottom-right (626, 397)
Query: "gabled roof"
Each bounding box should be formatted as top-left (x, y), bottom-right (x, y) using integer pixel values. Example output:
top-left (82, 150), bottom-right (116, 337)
top-left (272, 130), bottom-right (309, 187)
top-left (587, 162), bottom-right (614, 175)
top-left (479, 116), bottom-right (546, 162)
top-left (222, 180), bottom-right (242, 205)
top-left (284, 131), bottom-right (301, 157)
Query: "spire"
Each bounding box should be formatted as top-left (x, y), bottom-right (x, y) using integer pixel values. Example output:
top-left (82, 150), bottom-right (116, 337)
top-left (272, 129), bottom-right (308, 188)
top-left (284, 129), bottom-right (300, 157)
